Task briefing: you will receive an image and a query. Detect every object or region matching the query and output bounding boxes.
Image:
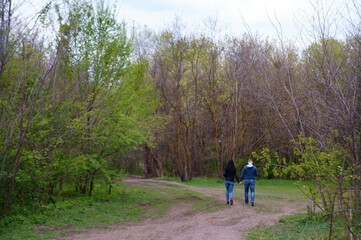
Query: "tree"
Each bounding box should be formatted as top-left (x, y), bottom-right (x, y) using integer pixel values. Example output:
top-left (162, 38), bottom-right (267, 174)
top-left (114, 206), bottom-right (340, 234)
top-left (0, 0), bottom-right (160, 215)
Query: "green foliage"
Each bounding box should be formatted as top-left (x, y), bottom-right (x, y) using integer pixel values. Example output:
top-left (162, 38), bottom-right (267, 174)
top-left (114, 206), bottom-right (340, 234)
top-left (60, 0), bottom-right (131, 87)
top-left (292, 132), bottom-right (348, 180)
top-left (253, 132), bottom-right (350, 181)
top-left (290, 132), bottom-right (357, 223)
top-left (252, 148), bottom-right (287, 178)
top-left (303, 38), bottom-right (347, 69)
top-left (96, 60), bottom-right (159, 154)
top-left (253, 131), bottom-right (355, 220)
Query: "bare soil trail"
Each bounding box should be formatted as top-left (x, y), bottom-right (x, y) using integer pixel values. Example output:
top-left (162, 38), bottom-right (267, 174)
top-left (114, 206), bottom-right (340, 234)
top-left (65, 178), bottom-right (306, 240)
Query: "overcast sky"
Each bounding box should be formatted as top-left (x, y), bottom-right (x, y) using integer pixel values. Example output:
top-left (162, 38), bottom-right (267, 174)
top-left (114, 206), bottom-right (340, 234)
top-left (117, 0), bottom-right (312, 37)
top-left (26, 0), bottom-right (354, 44)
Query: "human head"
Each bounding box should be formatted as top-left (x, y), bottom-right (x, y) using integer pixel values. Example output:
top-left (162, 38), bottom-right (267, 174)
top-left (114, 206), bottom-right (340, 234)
top-left (248, 159), bottom-right (253, 165)
top-left (227, 159), bottom-right (235, 169)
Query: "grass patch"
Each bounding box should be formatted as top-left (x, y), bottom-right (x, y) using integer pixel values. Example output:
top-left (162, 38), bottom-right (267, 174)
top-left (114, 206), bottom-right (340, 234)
top-left (184, 177), bottom-right (225, 188)
top-left (0, 183), bottom-right (155, 239)
top-left (0, 179), bottom-right (221, 240)
top-left (178, 177), bottom-right (308, 201)
top-left (256, 179), bottom-right (309, 202)
top-left (157, 176), bottom-right (226, 188)
top-left (248, 213), bottom-right (361, 240)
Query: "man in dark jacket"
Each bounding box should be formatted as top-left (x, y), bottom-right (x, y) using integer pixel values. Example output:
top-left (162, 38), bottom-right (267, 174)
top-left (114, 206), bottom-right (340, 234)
top-left (223, 160), bottom-right (240, 205)
top-left (239, 159), bottom-right (258, 206)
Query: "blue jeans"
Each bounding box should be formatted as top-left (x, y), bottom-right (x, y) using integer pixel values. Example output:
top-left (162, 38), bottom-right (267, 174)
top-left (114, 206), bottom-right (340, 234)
top-left (225, 181), bottom-right (234, 202)
top-left (244, 179), bottom-right (255, 204)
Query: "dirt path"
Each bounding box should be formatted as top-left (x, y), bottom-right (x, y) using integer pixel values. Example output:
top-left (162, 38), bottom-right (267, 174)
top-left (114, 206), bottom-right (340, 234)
top-left (65, 178), bottom-right (305, 240)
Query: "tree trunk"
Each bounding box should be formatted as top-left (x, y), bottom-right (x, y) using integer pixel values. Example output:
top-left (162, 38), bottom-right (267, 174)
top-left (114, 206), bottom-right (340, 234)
top-left (108, 184), bottom-right (112, 195)
top-left (2, 131), bottom-right (25, 215)
top-left (0, 0), bottom-right (12, 77)
top-left (2, 39), bottom-right (26, 216)
top-left (89, 176), bottom-right (94, 197)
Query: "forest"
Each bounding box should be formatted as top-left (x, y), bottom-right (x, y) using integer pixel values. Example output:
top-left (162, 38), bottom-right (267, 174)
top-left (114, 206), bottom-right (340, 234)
top-left (0, 0), bottom-right (360, 238)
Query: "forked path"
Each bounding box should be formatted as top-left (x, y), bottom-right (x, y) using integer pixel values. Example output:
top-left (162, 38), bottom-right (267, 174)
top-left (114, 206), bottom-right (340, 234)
top-left (66, 178), bottom-right (306, 240)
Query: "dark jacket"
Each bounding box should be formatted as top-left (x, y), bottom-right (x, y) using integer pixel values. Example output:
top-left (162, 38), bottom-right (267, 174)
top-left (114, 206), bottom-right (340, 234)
top-left (240, 165), bottom-right (258, 181)
top-left (223, 167), bottom-right (240, 183)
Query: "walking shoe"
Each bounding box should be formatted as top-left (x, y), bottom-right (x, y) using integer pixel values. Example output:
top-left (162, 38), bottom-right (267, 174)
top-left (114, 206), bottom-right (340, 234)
top-left (251, 202), bottom-right (254, 206)
top-left (230, 199), bottom-right (233, 205)
top-left (227, 201), bottom-right (229, 205)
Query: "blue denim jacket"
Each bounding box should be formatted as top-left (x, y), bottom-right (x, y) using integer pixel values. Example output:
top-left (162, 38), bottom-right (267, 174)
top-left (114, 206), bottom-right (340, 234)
top-left (240, 165), bottom-right (258, 181)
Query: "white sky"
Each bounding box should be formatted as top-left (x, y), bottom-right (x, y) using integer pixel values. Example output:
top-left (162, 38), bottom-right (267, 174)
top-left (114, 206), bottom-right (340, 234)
top-left (118, 0), bottom-right (309, 36)
top-left (24, 0), bottom-right (356, 44)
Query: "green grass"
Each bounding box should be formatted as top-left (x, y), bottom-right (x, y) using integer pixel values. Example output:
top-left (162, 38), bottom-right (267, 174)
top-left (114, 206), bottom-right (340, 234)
top-left (0, 180), bottom-right (220, 240)
top-left (248, 213), bottom-right (361, 240)
top-left (256, 179), bottom-right (309, 201)
top-left (159, 177), bottom-right (308, 201)
top-left (157, 177), bottom-right (225, 188)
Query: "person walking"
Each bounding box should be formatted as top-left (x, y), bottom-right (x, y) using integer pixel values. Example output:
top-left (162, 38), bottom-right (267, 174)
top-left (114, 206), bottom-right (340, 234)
top-left (239, 159), bottom-right (258, 206)
top-left (223, 160), bottom-right (240, 205)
